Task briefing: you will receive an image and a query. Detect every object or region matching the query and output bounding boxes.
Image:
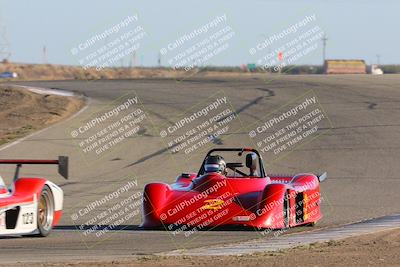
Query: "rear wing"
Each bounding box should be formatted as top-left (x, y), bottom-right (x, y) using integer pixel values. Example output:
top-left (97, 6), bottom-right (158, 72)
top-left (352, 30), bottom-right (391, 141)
top-left (0, 156), bottom-right (68, 181)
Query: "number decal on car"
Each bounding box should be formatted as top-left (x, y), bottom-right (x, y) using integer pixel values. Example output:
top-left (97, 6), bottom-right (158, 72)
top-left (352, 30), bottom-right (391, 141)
top-left (22, 212), bottom-right (34, 224)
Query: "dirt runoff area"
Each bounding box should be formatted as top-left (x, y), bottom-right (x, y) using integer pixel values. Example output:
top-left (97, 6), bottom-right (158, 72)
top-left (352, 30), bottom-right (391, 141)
top-left (0, 86), bottom-right (85, 146)
top-left (5, 228), bottom-right (399, 267)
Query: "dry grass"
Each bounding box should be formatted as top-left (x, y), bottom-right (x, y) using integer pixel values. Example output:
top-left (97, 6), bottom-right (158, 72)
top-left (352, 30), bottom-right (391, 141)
top-left (0, 62), bottom-right (266, 81)
top-left (0, 86), bottom-right (85, 145)
top-left (0, 62), bottom-right (191, 81)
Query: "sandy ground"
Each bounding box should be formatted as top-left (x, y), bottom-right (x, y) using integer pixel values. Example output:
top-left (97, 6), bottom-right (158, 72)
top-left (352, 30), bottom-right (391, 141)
top-left (4, 228), bottom-right (399, 267)
top-left (0, 86), bottom-right (85, 145)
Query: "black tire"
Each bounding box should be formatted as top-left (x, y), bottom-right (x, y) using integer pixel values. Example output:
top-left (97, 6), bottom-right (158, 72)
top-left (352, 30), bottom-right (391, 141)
top-left (36, 185), bottom-right (55, 237)
top-left (283, 191), bottom-right (290, 229)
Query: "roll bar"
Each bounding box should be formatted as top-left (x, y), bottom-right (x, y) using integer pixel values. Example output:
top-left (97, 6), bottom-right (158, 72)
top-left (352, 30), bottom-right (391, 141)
top-left (197, 148), bottom-right (266, 177)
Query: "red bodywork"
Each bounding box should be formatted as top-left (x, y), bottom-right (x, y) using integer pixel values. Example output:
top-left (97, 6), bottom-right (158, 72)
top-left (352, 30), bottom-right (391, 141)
top-left (142, 148), bottom-right (326, 229)
top-left (0, 178), bottom-right (47, 209)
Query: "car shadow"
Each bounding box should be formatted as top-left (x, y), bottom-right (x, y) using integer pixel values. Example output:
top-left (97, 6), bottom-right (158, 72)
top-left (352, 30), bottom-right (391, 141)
top-left (55, 224), bottom-right (295, 232)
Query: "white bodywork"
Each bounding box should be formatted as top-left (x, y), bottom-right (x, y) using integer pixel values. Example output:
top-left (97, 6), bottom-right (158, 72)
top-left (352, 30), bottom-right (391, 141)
top-left (0, 177), bottom-right (64, 236)
top-left (370, 64), bottom-right (384, 75)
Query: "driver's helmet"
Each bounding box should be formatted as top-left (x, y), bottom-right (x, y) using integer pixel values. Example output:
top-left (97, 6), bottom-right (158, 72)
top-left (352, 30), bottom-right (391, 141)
top-left (204, 155), bottom-right (226, 174)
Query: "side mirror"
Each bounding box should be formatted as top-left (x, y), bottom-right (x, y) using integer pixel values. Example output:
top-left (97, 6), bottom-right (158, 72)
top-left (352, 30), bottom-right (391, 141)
top-left (246, 153), bottom-right (257, 175)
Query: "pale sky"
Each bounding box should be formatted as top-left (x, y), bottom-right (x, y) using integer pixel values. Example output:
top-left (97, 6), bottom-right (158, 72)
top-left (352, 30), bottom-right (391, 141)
top-left (0, 0), bottom-right (398, 66)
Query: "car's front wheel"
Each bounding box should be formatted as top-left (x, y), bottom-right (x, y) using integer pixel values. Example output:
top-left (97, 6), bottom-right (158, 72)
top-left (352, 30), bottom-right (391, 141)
top-left (36, 185), bottom-right (55, 237)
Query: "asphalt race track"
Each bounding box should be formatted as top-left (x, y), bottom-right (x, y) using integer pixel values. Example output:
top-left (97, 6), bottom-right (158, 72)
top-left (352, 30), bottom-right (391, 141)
top-left (0, 74), bottom-right (399, 264)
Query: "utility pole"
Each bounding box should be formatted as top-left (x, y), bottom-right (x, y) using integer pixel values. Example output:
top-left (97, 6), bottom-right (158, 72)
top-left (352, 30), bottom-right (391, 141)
top-left (376, 54), bottom-right (381, 65)
top-left (132, 51), bottom-right (136, 67)
top-left (42, 45), bottom-right (48, 64)
top-left (0, 25), bottom-right (11, 62)
top-left (140, 54), bottom-right (144, 66)
top-left (322, 34), bottom-right (328, 64)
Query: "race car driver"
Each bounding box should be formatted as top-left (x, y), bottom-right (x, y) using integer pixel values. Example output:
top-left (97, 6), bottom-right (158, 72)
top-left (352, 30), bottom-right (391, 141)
top-left (204, 155), bottom-right (227, 175)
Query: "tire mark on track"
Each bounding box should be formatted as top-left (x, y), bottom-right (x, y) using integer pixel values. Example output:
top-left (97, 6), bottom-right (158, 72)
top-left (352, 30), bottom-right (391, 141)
top-left (366, 101), bottom-right (378, 109)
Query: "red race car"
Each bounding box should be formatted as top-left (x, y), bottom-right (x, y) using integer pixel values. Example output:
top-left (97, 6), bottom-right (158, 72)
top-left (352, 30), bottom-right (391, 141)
top-left (0, 157), bottom-right (68, 237)
top-left (142, 148), bottom-right (326, 230)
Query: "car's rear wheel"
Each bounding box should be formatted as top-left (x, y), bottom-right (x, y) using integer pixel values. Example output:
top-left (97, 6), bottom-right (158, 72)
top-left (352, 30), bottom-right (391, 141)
top-left (283, 191), bottom-right (290, 228)
top-left (36, 185), bottom-right (54, 237)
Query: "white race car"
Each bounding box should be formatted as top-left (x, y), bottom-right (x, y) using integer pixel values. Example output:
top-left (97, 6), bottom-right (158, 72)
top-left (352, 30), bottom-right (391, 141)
top-left (0, 157), bottom-right (68, 237)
